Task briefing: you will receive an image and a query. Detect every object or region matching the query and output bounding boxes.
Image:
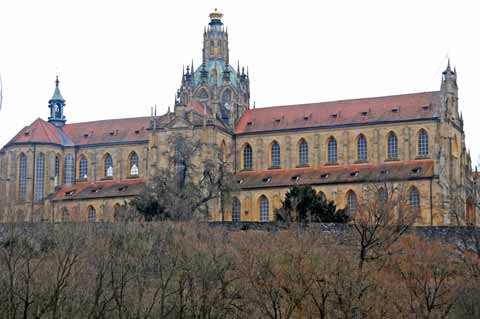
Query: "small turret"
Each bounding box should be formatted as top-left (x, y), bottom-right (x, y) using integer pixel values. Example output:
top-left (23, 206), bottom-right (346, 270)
top-left (48, 76), bottom-right (66, 127)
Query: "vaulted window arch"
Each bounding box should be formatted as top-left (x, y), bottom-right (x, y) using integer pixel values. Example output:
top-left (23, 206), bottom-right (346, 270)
top-left (270, 141), bottom-right (281, 168)
top-left (409, 186), bottom-right (420, 211)
top-left (346, 190), bottom-right (358, 215)
top-left (356, 134), bottom-right (368, 162)
top-left (78, 155), bottom-right (88, 180)
top-left (34, 153), bottom-right (45, 201)
top-left (387, 132), bottom-right (398, 160)
top-left (197, 88), bottom-right (209, 100)
top-left (174, 143), bottom-right (186, 184)
top-left (103, 153), bottom-right (113, 178)
top-left (418, 129), bottom-right (429, 157)
top-left (298, 138), bottom-right (309, 166)
top-left (61, 207), bottom-right (70, 222)
top-left (242, 143), bottom-right (253, 170)
top-left (259, 195), bottom-right (269, 222)
top-left (232, 197), bottom-right (241, 222)
top-left (327, 137), bottom-right (338, 164)
top-left (64, 154), bottom-right (75, 184)
top-left (129, 151), bottom-right (139, 176)
top-left (17, 153), bottom-right (27, 200)
top-left (54, 155), bottom-right (61, 187)
top-left (222, 88), bottom-right (232, 107)
top-left (88, 206), bottom-right (96, 223)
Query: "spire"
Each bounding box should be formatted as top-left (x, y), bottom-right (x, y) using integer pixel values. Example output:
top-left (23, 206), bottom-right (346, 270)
top-left (51, 75), bottom-right (65, 101)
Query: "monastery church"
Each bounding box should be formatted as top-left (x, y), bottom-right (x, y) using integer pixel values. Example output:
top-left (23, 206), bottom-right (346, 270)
top-left (0, 9), bottom-right (477, 225)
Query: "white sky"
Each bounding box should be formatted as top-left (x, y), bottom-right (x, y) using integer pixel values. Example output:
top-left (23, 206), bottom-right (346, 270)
top-left (0, 0), bottom-right (479, 165)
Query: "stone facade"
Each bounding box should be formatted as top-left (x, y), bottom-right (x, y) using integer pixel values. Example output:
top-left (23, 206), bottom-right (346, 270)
top-left (0, 10), bottom-right (477, 226)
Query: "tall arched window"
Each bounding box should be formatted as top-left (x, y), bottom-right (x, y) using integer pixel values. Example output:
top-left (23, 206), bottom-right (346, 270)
top-left (174, 144), bottom-right (186, 184)
top-left (232, 197), bottom-right (241, 222)
top-left (327, 137), bottom-right (337, 164)
top-left (88, 206), bottom-right (96, 223)
top-left (64, 155), bottom-right (75, 184)
top-left (318, 191), bottom-right (327, 202)
top-left (387, 132), bottom-right (398, 160)
top-left (34, 153), bottom-right (45, 201)
top-left (409, 187), bottom-right (420, 211)
top-left (418, 129), bottom-right (429, 157)
top-left (197, 88), bottom-right (209, 99)
top-left (54, 155), bottom-right (61, 187)
top-left (222, 89), bottom-right (231, 107)
top-left (129, 152), bottom-right (139, 176)
top-left (271, 141), bottom-right (280, 168)
top-left (298, 139), bottom-right (309, 166)
top-left (103, 154), bottom-right (113, 177)
top-left (259, 195), bottom-right (269, 222)
top-left (347, 191), bottom-right (357, 215)
top-left (18, 153), bottom-right (27, 200)
top-left (357, 134), bottom-right (368, 162)
top-left (61, 207), bottom-right (70, 222)
top-left (79, 155), bottom-right (88, 180)
top-left (378, 188), bottom-right (388, 203)
top-left (243, 143), bottom-right (253, 170)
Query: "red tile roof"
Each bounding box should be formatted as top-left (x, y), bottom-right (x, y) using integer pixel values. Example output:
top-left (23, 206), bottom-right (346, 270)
top-left (235, 160), bottom-right (434, 189)
top-left (7, 118), bottom-right (63, 145)
top-left (51, 178), bottom-right (145, 201)
top-left (236, 91), bottom-right (439, 134)
top-left (62, 116), bottom-right (151, 145)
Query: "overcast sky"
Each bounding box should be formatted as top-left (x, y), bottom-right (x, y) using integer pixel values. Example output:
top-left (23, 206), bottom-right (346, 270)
top-left (0, 0), bottom-right (479, 165)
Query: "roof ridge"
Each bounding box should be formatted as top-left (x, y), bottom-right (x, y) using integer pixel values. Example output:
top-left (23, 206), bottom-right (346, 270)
top-left (248, 91), bottom-right (439, 111)
top-left (65, 115), bottom-right (153, 126)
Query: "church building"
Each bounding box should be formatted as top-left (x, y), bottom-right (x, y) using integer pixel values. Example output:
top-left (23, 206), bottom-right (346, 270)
top-left (0, 9), bottom-right (477, 225)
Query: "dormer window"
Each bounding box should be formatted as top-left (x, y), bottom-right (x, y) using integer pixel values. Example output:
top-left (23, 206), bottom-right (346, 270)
top-left (391, 107), bottom-right (400, 113)
top-left (361, 111), bottom-right (368, 116)
top-left (350, 171), bottom-right (360, 177)
top-left (65, 190), bottom-right (76, 196)
top-left (330, 113), bottom-right (338, 118)
top-left (246, 121), bottom-right (253, 126)
top-left (118, 186), bottom-right (128, 192)
top-left (292, 175), bottom-right (300, 181)
top-left (262, 176), bottom-right (272, 183)
top-left (320, 173), bottom-right (329, 179)
top-left (421, 104), bottom-right (431, 111)
top-left (411, 167), bottom-right (421, 174)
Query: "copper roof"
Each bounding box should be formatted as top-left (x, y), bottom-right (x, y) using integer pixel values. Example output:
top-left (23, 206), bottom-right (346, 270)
top-left (235, 160), bottom-right (434, 189)
top-left (236, 91), bottom-right (439, 134)
top-left (51, 178), bottom-right (145, 201)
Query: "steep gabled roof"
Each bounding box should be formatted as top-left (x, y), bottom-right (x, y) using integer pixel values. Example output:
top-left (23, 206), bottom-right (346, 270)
top-left (6, 118), bottom-right (64, 145)
top-left (236, 91), bottom-right (439, 134)
top-left (235, 160), bottom-right (434, 189)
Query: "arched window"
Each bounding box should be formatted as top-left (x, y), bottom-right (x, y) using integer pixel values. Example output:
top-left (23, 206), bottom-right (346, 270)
top-left (243, 143), bottom-right (253, 170)
top-left (114, 204), bottom-right (123, 223)
top-left (232, 197), bottom-right (241, 222)
top-left (357, 134), bottom-right (368, 162)
top-left (222, 89), bottom-right (231, 107)
top-left (88, 206), bottom-right (96, 223)
top-left (64, 155), bottom-right (75, 184)
top-left (34, 153), bottom-right (45, 201)
top-left (129, 152), bottom-right (139, 176)
top-left (174, 143), bottom-right (186, 184)
top-left (378, 188), bottom-right (388, 203)
top-left (347, 191), bottom-right (357, 215)
top-left (18, 153), bottom-right (27, 200)
top-left (197, 88), bottom-right (209, 99)
top-left (220, 140), bottom-right (228, 162)
top-left (259, 195), bottom-right (269, 222)
top-left (387, 132), bottom-right (398, 160)
top-left (54, 155), bottom-right (61, 187)
top-left (270, 141), bottom-right (280, 168)
top-left (79, 155), bottom-right (88, 180)
top-left (298, 139), bottom-right (309, 166)
top-left (61, 207), bottom-right (69, 222)
top-left (452, 135), bottom-right (459, 158)
top-left (418, 129), bottom-right (429, 157)
top-left (409, 187), bottom-right (420, 211)
top-left (103, 154), bottom-right (113, 177)
top-left (327, 137), bottom-right (337, 164)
